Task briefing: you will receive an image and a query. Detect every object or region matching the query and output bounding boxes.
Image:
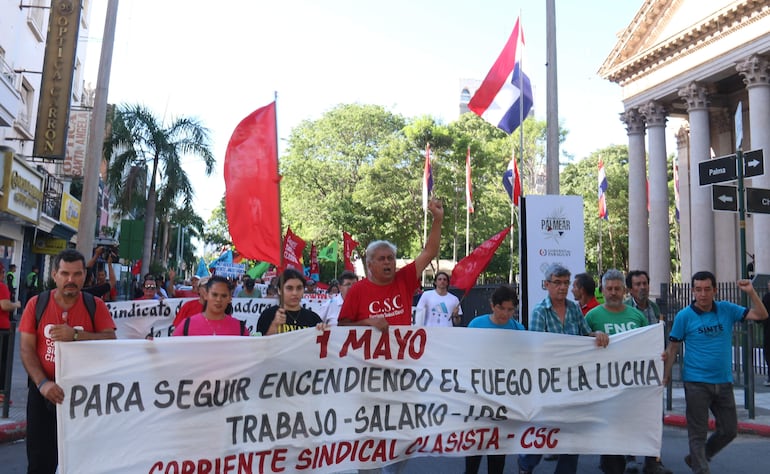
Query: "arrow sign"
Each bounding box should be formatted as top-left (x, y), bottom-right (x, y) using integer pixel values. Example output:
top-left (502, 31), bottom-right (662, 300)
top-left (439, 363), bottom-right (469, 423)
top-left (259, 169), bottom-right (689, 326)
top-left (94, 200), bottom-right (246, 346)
top-left (712, 185), bottom-right (738, 212)
top-left (699, 154), bottom-right (737, 186)
top-left (744, 149), bottom-right (764, 178)
top-left (746, 187), bottom-right (770, 214)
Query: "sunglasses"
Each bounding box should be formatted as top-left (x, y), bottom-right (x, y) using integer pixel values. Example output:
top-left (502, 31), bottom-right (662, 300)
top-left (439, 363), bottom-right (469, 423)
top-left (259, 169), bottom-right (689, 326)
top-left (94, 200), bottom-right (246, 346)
top-left (144, 285), bottom-right (157, 289)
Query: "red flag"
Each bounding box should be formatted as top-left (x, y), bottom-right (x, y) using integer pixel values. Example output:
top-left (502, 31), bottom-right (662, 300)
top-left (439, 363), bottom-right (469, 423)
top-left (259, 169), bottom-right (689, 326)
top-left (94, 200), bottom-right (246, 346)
top-left (451, 227), bottom-right (511, 294)
top-left (343, 231), bottom-right (359, 272)
top-left (131, 259), bottom-right (142, 276)
top-left (224, 102), bottom-right (281, 267)
top-left (309, 243), bottom-right (320, 279)
top-left (281, 227), bottom-right (306, 271)
top-left (513, 157), bottom-right (521, 206)
top-left (466, 146), bottom-right (474, 213)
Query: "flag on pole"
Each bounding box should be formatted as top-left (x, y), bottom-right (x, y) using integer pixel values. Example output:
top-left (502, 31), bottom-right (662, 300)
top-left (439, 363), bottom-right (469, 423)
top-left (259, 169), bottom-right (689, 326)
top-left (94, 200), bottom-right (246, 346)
top-left (673, 160), bottom-right (680, 222)
top-left (598, 158), bottom-right (609, 220)
top-left (422, 143), bottom-right (433, 211)
top-left (451, 227), bottom-right (512, 294)
top-left (309, 243), bottom-right (320, 282)
top-left (247, 261), bottom-right (270, 279)
top-left (502, 155), bottom-right (521, 205)
top-left (282, 227), bottom-right (306, 271)
top-left (465, 146), bottom-right (474, 213)
top-left (318, 241), bottom-right (338, 262)
top-left (194, 258), bottom-right (209, 278)
top-left (224, 101), bottom-right (281, 267)
top-left (468, 17), bottom-right (533, 134)
top-left (343, 231), bottom-right (359, 272)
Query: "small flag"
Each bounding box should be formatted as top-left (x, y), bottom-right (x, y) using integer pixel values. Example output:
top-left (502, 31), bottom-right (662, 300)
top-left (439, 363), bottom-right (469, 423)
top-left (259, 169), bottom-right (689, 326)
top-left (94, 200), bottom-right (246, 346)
top-left (502, 154), bottom-right (521, 205)
top-left (451, 227), bottom-right (511, 294)
top-left (309, 243), bottom-right (320, 282)
top-left (598, 158), bottom-right (608, 220)
top-left (343, 231), bottom-right (359, 272)
top-left (318, 241), bottom-right (338, 262)
top-left (466, 146), bottom-right (474, 213)
top-left (423, 143), bottom-right (433, 211)
top-left (194, 258), bottom-right (208, 278)
top-left (247, 261), bottom-right (270, 279)
top-left (673, 160), bottom-right (680, 222)
top-left (282, 227), bottom-right (306, 271)
top-left (468, 17), bottom-right (533, 134)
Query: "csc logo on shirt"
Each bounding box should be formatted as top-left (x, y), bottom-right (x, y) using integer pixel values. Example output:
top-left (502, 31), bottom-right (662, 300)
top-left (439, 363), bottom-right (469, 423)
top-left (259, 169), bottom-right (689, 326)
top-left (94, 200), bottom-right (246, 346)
top-left (368, 296), bottom-right (403, 315)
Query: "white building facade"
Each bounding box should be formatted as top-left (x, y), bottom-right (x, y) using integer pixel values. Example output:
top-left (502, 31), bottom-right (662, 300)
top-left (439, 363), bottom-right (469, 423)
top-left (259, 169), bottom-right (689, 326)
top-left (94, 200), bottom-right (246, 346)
top-left (600, 0), bottom-right (770, 293)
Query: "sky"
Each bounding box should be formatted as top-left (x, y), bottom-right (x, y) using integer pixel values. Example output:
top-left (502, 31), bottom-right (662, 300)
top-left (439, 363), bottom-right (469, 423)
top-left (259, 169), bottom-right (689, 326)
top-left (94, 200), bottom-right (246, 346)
top-left (84, 0), bottom-right (645, 222)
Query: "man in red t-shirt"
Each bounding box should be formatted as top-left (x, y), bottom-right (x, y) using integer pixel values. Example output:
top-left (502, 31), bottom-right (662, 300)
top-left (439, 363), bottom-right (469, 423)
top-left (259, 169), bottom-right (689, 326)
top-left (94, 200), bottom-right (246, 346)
top-left (0, 264), bottom-right (21, 404)
top-left (339, 198), bottom-right (443, 330)
top-left (19, 249), bottom-right (116, 473)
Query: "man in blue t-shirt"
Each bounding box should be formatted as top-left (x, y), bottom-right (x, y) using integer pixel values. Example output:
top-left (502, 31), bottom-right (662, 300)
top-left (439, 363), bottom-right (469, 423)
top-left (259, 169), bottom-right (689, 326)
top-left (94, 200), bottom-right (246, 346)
top-left (663, 271), bottom-right (768, 473)
top-left (465, 285), bottom-right (522, 474)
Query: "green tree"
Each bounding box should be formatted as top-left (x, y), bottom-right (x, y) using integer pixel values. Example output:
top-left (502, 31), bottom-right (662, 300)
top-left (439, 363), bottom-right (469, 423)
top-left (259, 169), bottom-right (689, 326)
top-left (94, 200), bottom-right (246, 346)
top-left (106, 104), bottom-right (214, 275)
top-left (561, 145), bottom-right (630, 275)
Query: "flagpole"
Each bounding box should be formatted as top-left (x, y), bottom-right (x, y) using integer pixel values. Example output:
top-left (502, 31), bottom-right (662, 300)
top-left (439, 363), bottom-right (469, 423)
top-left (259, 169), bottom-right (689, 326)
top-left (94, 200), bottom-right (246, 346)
top-left (513, 10), bottom-right (525, 285)
top-left (466, 147), bottom-right (471, 257)
top-left (273, 91), bottom-right (284, 270)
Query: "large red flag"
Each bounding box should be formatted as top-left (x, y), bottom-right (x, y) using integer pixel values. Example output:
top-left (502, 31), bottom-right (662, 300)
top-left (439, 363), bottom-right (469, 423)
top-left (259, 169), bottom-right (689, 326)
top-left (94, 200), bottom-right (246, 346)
top-left (281, 227), bottom-right (306, 271)
top-left (343, 231), bottom-right (359, 272)
top-left (224, 102), bottom-right (281, 267)
top-left (451, 227), bottom-right (511, 294)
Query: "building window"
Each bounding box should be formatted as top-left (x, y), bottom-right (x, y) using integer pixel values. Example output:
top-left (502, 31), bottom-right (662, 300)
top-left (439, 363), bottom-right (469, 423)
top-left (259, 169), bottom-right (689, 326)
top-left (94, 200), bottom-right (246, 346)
top-left (26, 0), bottom-right (48, 42)
top-left (460, 88), bottom-right (471, 103)
top-left (14, 78), bottom-right (35, 138)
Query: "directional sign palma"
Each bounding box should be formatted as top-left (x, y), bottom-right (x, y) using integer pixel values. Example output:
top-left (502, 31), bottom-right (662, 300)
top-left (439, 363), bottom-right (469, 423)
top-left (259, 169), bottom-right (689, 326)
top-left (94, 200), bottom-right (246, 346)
top-left (699, 154), bottom-right (737, 186)
top-left (712, 185), bottom-right (738, 212)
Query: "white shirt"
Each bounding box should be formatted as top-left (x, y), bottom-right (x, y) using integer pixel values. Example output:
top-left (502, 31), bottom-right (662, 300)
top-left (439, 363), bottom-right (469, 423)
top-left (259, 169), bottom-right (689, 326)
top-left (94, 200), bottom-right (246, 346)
top-left (416, 290), bottom-right (462, 327)
top-left (320, 294), bottom-right (344, 326)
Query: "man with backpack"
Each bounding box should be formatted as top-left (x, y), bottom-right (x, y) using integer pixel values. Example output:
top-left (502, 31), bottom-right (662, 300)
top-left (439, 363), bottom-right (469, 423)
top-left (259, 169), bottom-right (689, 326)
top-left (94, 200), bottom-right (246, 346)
top-left (18, 249), bottom-right (117, 474)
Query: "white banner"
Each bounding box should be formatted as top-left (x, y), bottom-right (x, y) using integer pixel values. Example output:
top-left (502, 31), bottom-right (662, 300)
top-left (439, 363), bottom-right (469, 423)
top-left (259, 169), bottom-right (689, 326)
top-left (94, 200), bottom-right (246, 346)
top-left (55, 324), bottom-right (664, 473)
top-left (106, 297), bottom-right (422, 339)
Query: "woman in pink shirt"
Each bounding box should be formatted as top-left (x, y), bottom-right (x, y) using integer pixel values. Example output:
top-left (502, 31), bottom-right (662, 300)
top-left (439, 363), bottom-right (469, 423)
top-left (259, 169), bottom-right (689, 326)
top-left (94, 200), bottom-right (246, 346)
top-left (173, 276), bottom-right (250, 336)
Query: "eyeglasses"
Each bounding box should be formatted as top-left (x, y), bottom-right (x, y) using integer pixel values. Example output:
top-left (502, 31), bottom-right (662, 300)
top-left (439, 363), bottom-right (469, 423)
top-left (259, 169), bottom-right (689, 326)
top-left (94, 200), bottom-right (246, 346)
top-left (547, 280), bottom-right (570, 287)
top-left (144, 285), bottom-right (156, 289)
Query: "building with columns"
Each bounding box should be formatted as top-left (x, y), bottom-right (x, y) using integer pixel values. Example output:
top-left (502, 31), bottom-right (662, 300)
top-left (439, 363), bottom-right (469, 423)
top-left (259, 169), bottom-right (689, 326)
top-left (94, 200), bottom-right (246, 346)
top-left (599, 0), bottom-right (770, 294)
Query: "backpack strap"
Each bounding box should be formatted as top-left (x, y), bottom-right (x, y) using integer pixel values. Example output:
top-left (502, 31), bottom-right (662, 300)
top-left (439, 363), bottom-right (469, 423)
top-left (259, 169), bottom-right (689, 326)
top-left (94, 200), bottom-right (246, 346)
top-left (35, 290), bottom-right (97, 329)
top-left (34, 290), bottom-right (52, 328)
top-left (183, 317), bottom-right (191, 336)
top-left (81, 291), bottom-right (97, 329)
top-left (240, 319), bottom-right (246, 336)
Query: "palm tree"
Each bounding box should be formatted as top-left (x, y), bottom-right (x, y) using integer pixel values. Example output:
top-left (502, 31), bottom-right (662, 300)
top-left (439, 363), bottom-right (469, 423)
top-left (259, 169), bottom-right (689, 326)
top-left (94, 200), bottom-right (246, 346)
top-left (106, 104), bottom-right (214, 276)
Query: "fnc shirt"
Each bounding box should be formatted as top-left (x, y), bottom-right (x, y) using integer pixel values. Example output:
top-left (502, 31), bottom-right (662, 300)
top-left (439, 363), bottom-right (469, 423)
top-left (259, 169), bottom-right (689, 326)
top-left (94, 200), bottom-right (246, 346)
top-left (339, 262), bottom-right (418, 326)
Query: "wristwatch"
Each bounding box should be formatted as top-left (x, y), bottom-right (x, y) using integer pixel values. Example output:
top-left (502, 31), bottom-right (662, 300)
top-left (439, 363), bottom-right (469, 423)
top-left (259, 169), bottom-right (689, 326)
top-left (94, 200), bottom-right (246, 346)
top-left (73, 328), bottom-right (79, 341)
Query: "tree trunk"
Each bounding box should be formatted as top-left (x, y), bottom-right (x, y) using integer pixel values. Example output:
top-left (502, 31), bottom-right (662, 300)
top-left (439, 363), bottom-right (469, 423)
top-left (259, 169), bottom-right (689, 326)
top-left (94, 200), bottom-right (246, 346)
top-left (160, 217), bottom-right (170, 268)
top-left (141, 155), bottom-right (160, 276)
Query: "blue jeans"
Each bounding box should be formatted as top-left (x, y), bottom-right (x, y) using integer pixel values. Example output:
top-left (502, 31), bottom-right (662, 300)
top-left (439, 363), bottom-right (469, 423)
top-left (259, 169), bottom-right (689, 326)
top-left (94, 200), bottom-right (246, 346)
top-left (684, 381), bottom-right (738, 474)
top-left (518, 454), bottom-right (579, 473)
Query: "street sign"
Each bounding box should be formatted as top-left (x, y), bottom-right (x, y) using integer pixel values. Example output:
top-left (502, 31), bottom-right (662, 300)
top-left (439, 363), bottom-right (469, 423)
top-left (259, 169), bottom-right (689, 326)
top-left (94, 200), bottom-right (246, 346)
top-left (699, 154), bottom-right (737, 186)
top-left (744, 149), bottom-right (764, 178)
top-left (746, 187), bottom-right (770, 214)
top-left (712, 185), bottom-right (738, 212)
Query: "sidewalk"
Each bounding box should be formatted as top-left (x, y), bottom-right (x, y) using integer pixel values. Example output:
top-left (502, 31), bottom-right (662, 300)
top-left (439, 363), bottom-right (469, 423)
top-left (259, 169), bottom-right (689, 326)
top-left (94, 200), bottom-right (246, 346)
top-left (3, 343), bottom-right (770, 443)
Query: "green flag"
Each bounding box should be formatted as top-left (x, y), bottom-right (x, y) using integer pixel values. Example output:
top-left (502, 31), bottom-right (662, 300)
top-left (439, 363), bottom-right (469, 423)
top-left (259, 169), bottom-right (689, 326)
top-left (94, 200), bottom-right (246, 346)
top-left (247, 261), bottom-right (270, 279)
top-left (318, 241), bottom-right (338, 262)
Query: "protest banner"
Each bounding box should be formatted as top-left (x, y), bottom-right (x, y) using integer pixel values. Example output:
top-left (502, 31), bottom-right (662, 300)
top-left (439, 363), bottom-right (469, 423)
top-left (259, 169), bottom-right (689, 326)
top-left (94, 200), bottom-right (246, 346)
top-left (107, 297), bottom-right (424, 339)
top-left (55, 325), bottom-right (663, 473)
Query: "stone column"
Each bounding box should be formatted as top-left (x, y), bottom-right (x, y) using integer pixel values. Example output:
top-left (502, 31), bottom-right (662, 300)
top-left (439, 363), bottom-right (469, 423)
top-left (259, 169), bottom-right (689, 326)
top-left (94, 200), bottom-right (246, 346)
top-left (737, 54), bottom-right (770, 275)
top-left (711, 108), bottom-right (740, 282)
top-left (639, 101), bottom-right (671, 298)
top-left (676, 124), bottom-right (692, 280)
top-left (678, 82), bottom-right (714, 273)
top-left (620, 108), bottom-right (648, 273)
